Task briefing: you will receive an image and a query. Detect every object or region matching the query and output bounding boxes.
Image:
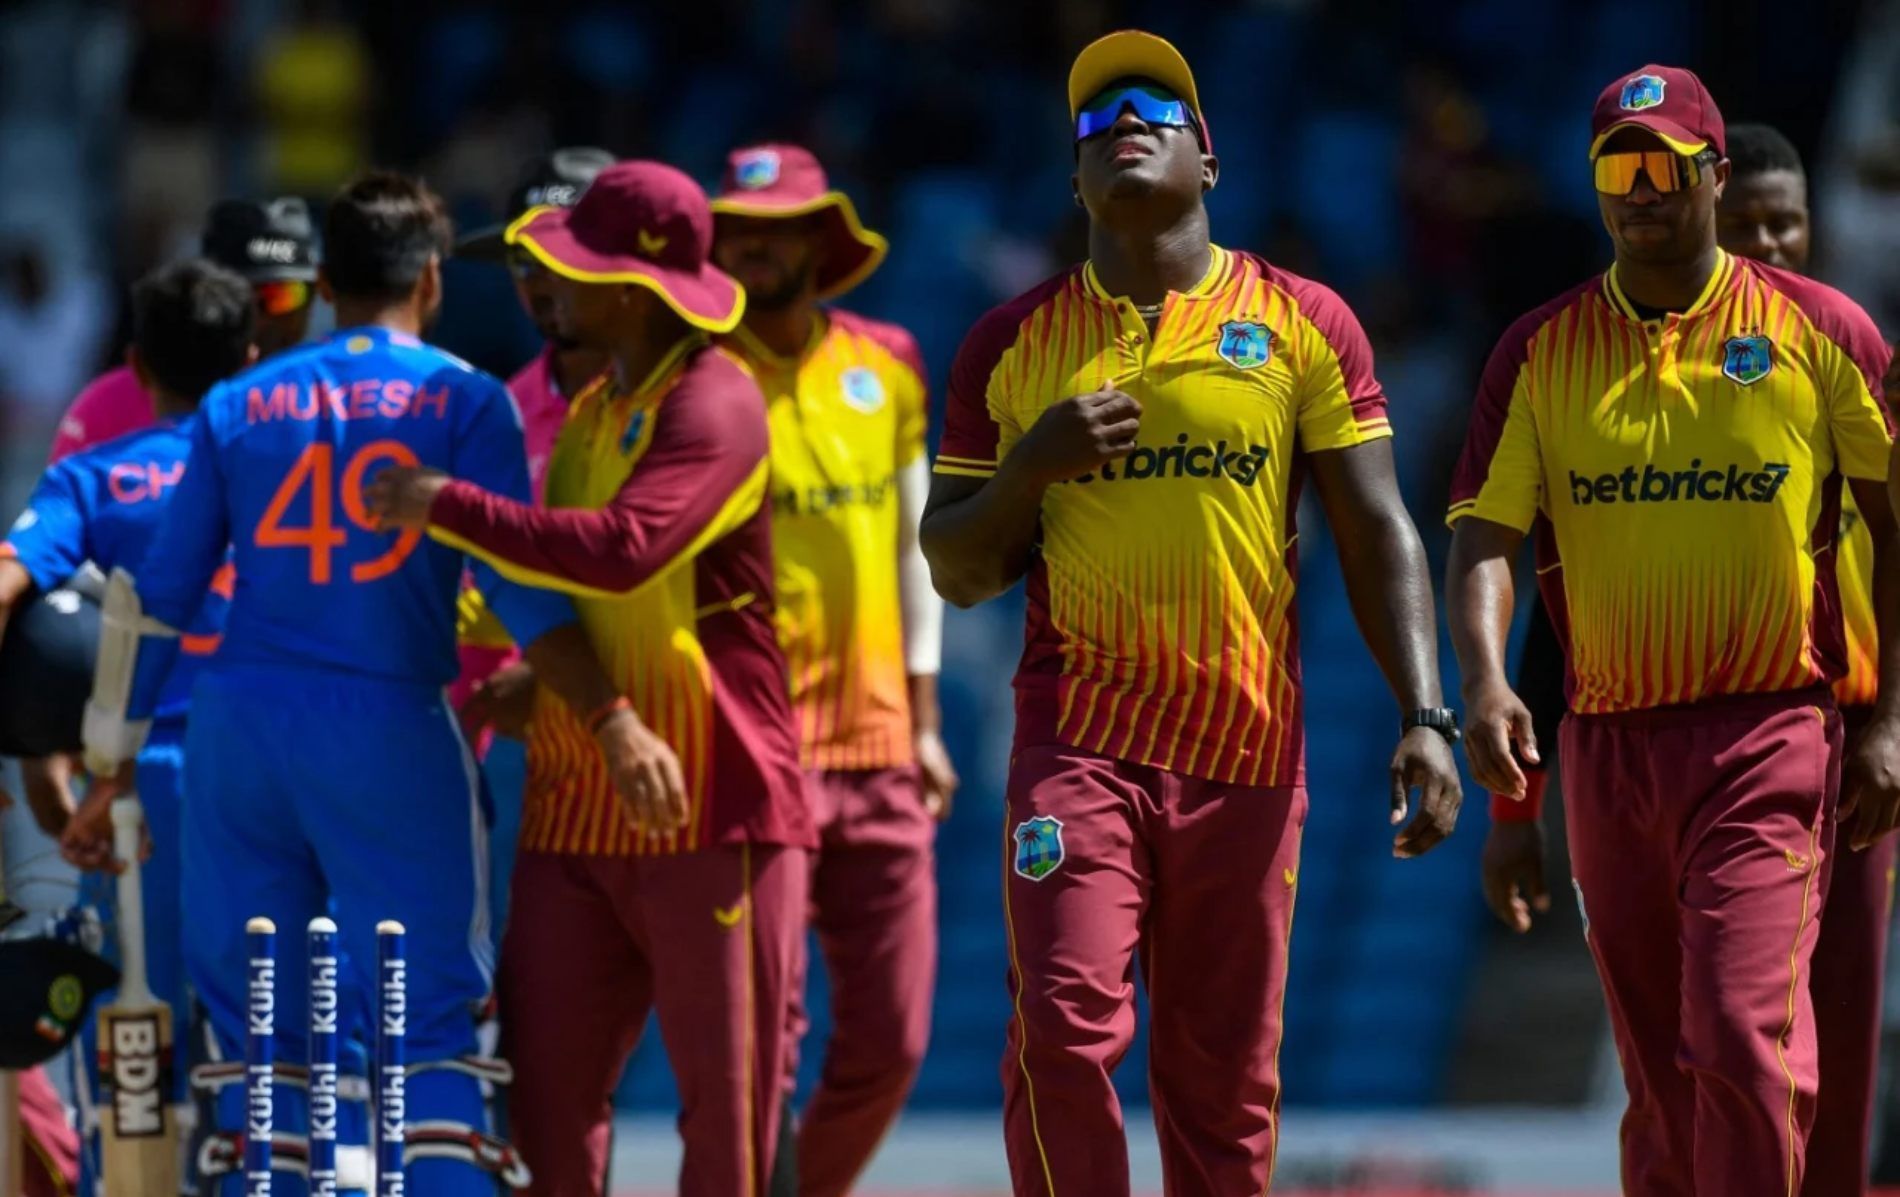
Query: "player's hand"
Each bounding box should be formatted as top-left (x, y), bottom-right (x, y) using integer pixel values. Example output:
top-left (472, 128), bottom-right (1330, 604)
top-left (57, 763), bottom-right (140, 873)
top-left (1461, 676), bottom-right (1539, 799)
top-left (915, 727), bottom-right (959, 821)
top-left (1390, 726), bottom-right (1462, 858)
top-left (17, 754), bottom-right (80, 837)
top-left (1009, 388), bottom-right (1143, 486)
top-left (463, 661), bottom-right (537, 741)
top-left (595, 708), bottom-right (689, 835)
top-left (1842, 713), bottom-right (1900, 851)
top-left (1481, 821), bottom-right (1549, 933)
top-left (363, 465), bottom-right (451, 531)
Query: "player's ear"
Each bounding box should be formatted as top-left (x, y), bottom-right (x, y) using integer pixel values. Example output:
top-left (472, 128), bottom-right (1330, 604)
top-left (1710, 157), bottom-right (1730, 203)
top-left (416, 253), bottom-right (443, 312)
top-left (1202, 154), bottom-right (1220, 194)
top-left (315, 265), bottom-right (337, 307)
top-left (1071, 174), bottom-right (1085, 210)
top-left (243, 343), bottom-right (261, 367)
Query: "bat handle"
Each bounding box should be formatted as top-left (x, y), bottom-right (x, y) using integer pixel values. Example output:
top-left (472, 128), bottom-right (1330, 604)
top-left (110, 798), bottom-right (152, 1003)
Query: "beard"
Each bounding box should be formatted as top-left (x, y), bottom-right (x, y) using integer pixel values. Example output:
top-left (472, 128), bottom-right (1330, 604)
top-left (736, 259), bottom-right (815, 311)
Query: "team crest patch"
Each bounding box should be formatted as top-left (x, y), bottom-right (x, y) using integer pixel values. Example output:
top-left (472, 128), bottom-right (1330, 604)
top-left (1722, 335), bottom-right (1775, 386)
top-left (1012, 815), bottom-right (1066, 882)
top-left (1217, 320), bottom-right (1274, 370)
top-left (840, 367), bottom-right (886, 414)
top-left (734, 150), bottom-right (781, 191)
top-left (1620, 74), bottom-right (1666, 111)
top-left (48, 974), bottom-right (82, 1021)
top-left (619, 409), bottom-right (649, 454)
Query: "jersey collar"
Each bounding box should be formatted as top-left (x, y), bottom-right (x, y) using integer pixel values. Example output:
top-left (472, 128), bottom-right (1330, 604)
top-left (325, 324), bottom-right (423, 349)
top-left (1082, 245), bottom-right (1230, 303)
top-left (727, 313), bottom-right (828, 372)
top-left (588, 332), bottom-right (706, 405)
top-left (1602, 249), bottom-right (1734, 323)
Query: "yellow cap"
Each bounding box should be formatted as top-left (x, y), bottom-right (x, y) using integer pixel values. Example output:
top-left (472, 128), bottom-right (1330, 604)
top-left (1068, 30), bottom-right (1202, 123)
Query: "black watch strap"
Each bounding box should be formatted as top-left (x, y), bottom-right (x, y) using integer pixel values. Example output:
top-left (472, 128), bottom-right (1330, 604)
top-left (1403, 707), bottom-right (1461, 744)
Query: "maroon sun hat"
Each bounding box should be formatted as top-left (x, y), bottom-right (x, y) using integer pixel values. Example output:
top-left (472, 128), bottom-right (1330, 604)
top-left (709, 144), bottom-right (889, 300)
top-left (1589, 65), bottom-right (1726, 160)
top-left (504, 160), bottom-right (744, 333)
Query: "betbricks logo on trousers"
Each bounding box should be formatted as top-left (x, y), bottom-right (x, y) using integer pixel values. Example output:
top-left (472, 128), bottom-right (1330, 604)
top-left (1568, 460), bottom-right (1792, 506)
top-left (1075, 434), bottom-right (1270, 487)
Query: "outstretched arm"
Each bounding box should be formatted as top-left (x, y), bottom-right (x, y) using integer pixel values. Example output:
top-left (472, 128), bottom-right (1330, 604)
top-left (371, 368), bottom-right (768, 599)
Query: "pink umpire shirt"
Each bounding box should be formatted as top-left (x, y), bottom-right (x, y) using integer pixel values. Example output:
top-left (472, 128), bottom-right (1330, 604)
top-left (448, 346), bottom-right (582, 731)
top-left (48, 365), bottom-right (155, 462)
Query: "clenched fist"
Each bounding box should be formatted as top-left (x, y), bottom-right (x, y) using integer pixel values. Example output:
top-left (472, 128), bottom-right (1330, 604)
top-left (1011, 388), bottom-right (1143, 487)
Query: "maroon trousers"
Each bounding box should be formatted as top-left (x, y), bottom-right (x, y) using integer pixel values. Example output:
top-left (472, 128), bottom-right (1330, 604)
top-left (1563, 692), bottom-right (1841, 1197)
top-left (998, 744), bottom-right (1304, 1197)
top-left (789, 767), bottom-right (937, 1197)
top-left (499, 844), bottom-right (807, 1197)
top-left (1804, 707), bottom-right (1898, 1197)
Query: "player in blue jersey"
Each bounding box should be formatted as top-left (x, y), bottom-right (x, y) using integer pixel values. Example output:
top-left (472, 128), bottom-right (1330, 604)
top-left (1, 259), bottom-right (255, 1188)
top-left (79, 172), bottom-right (655, 1196)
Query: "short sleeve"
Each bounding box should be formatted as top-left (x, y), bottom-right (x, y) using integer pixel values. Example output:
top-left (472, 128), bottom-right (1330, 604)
top-left (934, 306), bottom-right (1024, 479)
top-left (887, 329), bottom-right (929, 470)
top-left (474, 565), bottom-right (578, 648)
top-left (452, 371), bottom-right (534, 506)
top-left (1287, 279), bottom-right (1393, 453)
top-left (1815, 308), bottom-right (1894, 483)
top-left (1448, 325), bottom-right (1543, 533)
top-left (1, 462), bottom-right (90, 590)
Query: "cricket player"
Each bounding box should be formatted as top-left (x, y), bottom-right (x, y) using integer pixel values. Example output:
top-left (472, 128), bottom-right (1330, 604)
top-left (1, 258), bottom-right (254, 1192)
top-left (920, 31), bottom-right (1462, 1195)
top-left (1487, 118), bottom-right (1900, 1196)
top-left (81, 171), bottom-right (649, 1195)
top-left (366, 160), bottom-right (814, 1197)
top-left (49, 198), bottom-right (320, 465)
top-left (1449, 69), bottom-right (1900, 1195)
top-left (710, 142), bottom-right (954, 1197)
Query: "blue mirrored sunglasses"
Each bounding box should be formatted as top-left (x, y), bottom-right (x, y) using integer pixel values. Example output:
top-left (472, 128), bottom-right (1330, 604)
top-left (1075, 85), bottom-right (1195, 141)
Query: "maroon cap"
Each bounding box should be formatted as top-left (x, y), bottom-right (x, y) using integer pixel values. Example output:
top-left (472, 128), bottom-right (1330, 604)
top-left (1590, 65), bottom-right (1726, 159)
top-left (709, 144), bottom-right (889, 300)
top-left (504, 160), bottom-right (744, 333)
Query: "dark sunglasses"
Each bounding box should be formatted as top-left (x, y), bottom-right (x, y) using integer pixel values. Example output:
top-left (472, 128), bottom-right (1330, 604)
top-left (253, 279), bottom-right (312, 317)
top-left (1594, 150), bottom-right (1718, 196)
top-left (1075, 85), bottom-right (1198, 143)
top-left (507, 248), bottom-right (549, 281)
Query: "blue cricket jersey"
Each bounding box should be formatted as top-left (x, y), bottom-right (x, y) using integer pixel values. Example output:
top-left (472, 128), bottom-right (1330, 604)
top-left (128, 326), bottom-right (569, 719)
top-left (2, 419), bottom-right (230, 722)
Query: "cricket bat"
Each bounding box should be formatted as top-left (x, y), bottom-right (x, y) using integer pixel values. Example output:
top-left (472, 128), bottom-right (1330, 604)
top-left (99, 796), bottom-right (178, 1195)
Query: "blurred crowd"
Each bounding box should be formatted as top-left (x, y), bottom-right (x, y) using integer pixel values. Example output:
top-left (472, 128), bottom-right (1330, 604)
top-left (5, 0), bottom-right (1900, 514)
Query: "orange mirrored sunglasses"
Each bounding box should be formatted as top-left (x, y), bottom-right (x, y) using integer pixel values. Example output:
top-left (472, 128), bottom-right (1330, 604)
top-left (254, 279), bottom-right (312, 317)
top-left (1593, 150), bottom-right (1709, 196)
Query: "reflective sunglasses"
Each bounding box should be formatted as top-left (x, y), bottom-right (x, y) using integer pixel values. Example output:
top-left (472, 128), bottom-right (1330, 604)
top-left (1593, 150), bottom-right (1714, 196)
top-left (253, 278), bottom-right (312, 317)
top-left (1075, 85), bottom-right (1197, 142)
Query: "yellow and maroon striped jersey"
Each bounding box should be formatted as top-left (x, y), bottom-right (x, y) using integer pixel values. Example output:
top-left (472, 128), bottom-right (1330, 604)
top-left (935, 247), bottom-right (1392, 787)
top-left (430, 340), bottom-right (812, 856)
top-left (1449, 251), bottom-right (1894, 715)
top-left (724, 310), bottom-right (927, 770)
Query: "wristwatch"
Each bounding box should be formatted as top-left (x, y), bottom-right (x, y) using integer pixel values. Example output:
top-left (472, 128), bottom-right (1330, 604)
top-left (1403, 708), bottom-right (1462, 745)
